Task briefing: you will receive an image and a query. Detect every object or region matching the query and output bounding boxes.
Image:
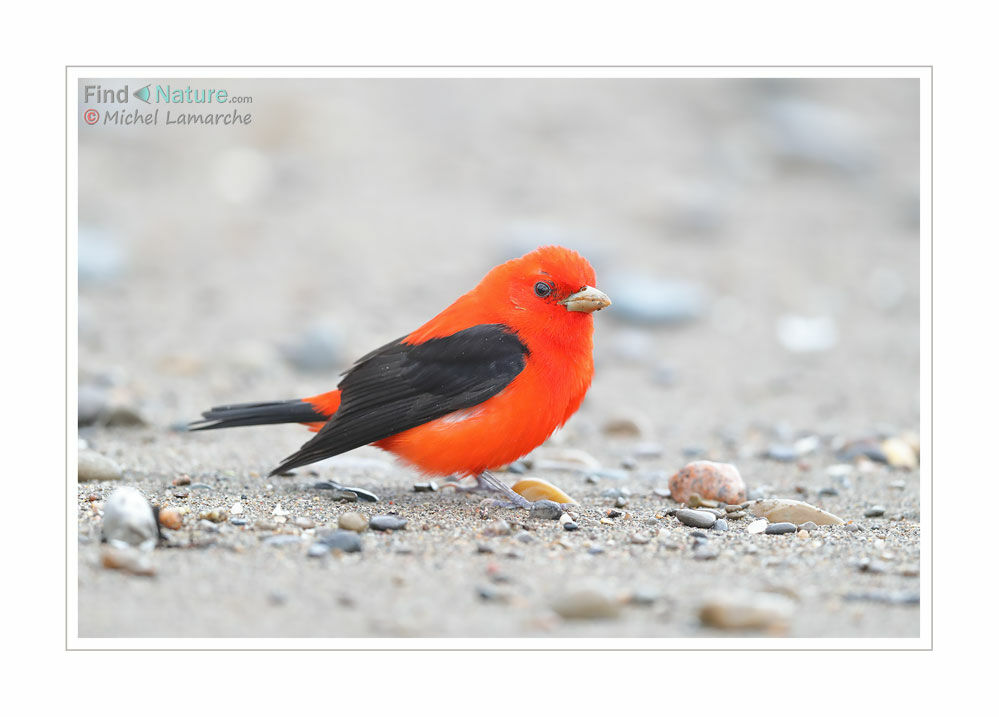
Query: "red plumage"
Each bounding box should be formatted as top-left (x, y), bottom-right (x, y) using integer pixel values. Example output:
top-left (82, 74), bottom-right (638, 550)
top-left (191, 245), bottom-right (611, 481)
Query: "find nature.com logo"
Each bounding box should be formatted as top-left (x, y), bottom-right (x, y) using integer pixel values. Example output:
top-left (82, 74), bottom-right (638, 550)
top-left (82, 83), bottom-right (253, 126)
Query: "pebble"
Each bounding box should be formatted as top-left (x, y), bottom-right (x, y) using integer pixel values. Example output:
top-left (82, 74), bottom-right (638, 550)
top-left (158, 507), bottom-right (183, 530)
top-left (563, 521), bottom-right (579, 532)
top-left (699, 591), bottom-right (795, 630)
top-left (864, 507), bottom-right (886, 518)
top-left (102, 487), bottom-right (158, 550)
top-left (675, 509), bottom-right (718, 529)
top-left (172, 475), bottom-right (191, 486)
top-left (315, 529), bottom-right (362, 554)
top-left (263, 534), bottom-right (302, 547)
top-left (413, 482), bottom-right (438, 492)
top-left (765, 522), bottom-right (798, 535)
top-left (747, 498), bottom-right (845, 526)
top-left (512, 477), bottom-right (577, 504)
top-left (693, 545), bottom-right (720, 560)
top-left (602, 415), bottom-right (651, 438)
top-left (515, 531), bottom-right (534, 543)
top-left (281, 324), bottom-right (342, 372)
top-left (726, 511), bottom-right (746, 520)
top-left (78, 450), bottom-right (123, 482)
top-left (799, 521), bottom-right (819, 532)
top-left (78, 384), bottom-right (108, 425)
top-left (338, 512), bottom-right (369, 532)
top-left (747, 519), bottom-right (769, 534)
top-left (776, 314), bottom-right (838, 353)
top-left (766, 444), bottom-right (798, 462)
top-left (614, 496), bottom-right (629, 509)
top-left (687, 494), bottom-right (719, 509)
top-left (292, 516), bottom-right (315, 529)
top-left (198, 519), bottom-right (219, 533)
top-left (369, 515), bottom-right (407, 531)
top-left (100, 546), bottom-right (155, 576)
top-left (711, 519), bottom-right (729, 531)
top-left (603, 274), bottom-right (707, 325)
top-left (529, 500), bottom-right (564, 520)
top-left (551, 588), bottom-right (622, 620)
top-left (669, 461), bottom-right (747, 505)
top-left (198, 509), bottom-right (227, 523)
top-left (484, 519), bottom-right (512, 536)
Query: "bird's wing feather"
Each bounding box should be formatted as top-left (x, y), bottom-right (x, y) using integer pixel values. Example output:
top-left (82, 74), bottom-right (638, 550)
top-left (270, 324), bottom-right (527, 474)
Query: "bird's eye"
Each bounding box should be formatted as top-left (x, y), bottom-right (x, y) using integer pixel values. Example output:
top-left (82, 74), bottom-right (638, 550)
top-left (534, 281), bottom-right (553, 298)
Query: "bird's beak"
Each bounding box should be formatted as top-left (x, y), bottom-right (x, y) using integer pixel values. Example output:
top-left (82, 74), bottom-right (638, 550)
top-left (559, 286), bottom-right (612, 313)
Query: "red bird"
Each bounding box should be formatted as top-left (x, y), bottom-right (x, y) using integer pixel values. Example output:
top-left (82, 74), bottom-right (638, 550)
top-left (190, 245), bottom-right (611, 507)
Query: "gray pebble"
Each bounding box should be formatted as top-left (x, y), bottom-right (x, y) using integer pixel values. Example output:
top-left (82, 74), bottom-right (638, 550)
top-left (78, 450), bottom-right (123, 483)
top-left (764, 522), bottom-right (798, 535)
top-left (675, 509), bottom-right (718, 529)
top-left (614, 495), bottom-right (629, 508)
top-left (563, 521), bottom-right (579, 532)
top-left (413, 482), bottom-right (438, 492)
top-left (281, 324), bottom-right (342, 372)
top-left (864, 506), bottom-right (886, 518)
top-left (263, 534), bottom-right (302, 547)
top-left (529, 500), bottom-right (564, 520)
top-left (316, 530), bottom-right (362, 553)
top-left (515, 531), bottom-right (534, 543)
top-left (799, 521), bottom-right (819, 532)
top-left (711, 519), bottom-right (729, 531)
top-left (369, 515), bottom-right (407, 531)
top-left (693, 546), bottom-right (720, 560)
top-left (101, 487), bottom-right (157, 550)
top-left (766, 444), bottom-right (798, 462)
top-left (230, 518), bottom-right (248, 526)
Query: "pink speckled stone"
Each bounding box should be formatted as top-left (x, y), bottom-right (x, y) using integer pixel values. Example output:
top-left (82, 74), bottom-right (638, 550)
top-left (669, 460), bottom-right (746, 504)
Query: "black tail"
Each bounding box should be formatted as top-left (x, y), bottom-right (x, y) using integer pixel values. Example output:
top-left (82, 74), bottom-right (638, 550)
top-left (189, 400), bottom-right (327, 431)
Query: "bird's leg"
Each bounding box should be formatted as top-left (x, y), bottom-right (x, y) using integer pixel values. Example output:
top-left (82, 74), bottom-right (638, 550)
top-left (475, 471), bottom-right (533, 509)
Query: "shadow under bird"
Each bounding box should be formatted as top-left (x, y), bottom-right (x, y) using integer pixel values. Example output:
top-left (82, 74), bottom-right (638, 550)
top-left (190, 245), bottom-right (611, 508)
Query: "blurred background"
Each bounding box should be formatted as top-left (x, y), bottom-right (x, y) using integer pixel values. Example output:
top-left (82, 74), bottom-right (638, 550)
top-left (78, 78), bottom-right (919, 468)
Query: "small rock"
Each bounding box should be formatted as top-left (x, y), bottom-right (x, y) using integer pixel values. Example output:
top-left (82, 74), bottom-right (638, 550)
top-left (413, 481), bottom-right (438, 492)
top-left (675, 509), bottom-right (717, 529)
top-left (529, 500), bottom-right (564, 520)
top-left (864, 506), bottom-right (886, 518)
top-left (693, 545), bottom-right (719, 560)
top-left (604, 274), bottom-right (707, 325)
top-left (338, 512), bottom-right (369, 532)
top-left (158, 507), bottom-right (183, 530)
top-left (799, 521), bottom-right (819, 532)
top-left (281, 324), bottom-right (342, 372)
top-left (602, 415), bottom-right (652, 438)
top-left (563, 521), bottom-right (579, 532)
top-left (172, 475), bottom-right (191, 486)
top-left (292, 516), bottom-right (315, 529)
top-left (776, 314), bottom-right (837, 353)
top-left (315, 530), bottom-right (362, 554)
top-left (101, 546), bottom-right (155, 576)
top-left (711, 519), bottom-right (729, 531)
top-left (78, 450), bottom-right (123, 483)
top-left (669, 461), bottom-right (747, 505)
top-left (483, 518), bottom-right (512, 536)
top-left (369, 515), bottom-right (407, 531)
top-left (614, 496), bottom-right (629, 509)
top-left (747, 498), bottom-right (845, 526)
top-left (551, 588), bottom-right (622, 620)
top-left (102, 487), bottom-right (158, 550)
top-left (699, 591), bottom-right (794, 630)
top-left (747, 519), bottom-right (769, 534)
top-left (765, 522), bottom-right (797, 535)
top-left (198, 510), bottom-right (227, 523)
top-left (263, 534), bottom-right (302, 547)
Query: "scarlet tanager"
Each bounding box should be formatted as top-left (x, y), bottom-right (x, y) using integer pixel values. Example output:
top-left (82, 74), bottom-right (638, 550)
top-left (190, 245), bottom-right (611, 507)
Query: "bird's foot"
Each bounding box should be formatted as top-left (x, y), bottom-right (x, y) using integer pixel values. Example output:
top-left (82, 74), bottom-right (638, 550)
top-left (312, 480), bottom-right (379, 502)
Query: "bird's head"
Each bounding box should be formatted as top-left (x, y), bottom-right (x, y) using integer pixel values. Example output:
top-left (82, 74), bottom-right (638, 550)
top-left (485, 245), bottom-right (611, 340)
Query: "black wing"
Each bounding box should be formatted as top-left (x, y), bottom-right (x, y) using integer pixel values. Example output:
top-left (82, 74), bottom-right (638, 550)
top-left (269, 323), bottom-right (528, 475)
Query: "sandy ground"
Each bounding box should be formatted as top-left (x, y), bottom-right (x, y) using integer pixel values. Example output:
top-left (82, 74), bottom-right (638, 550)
top-left (76, 78), bottom-right (920, 639)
